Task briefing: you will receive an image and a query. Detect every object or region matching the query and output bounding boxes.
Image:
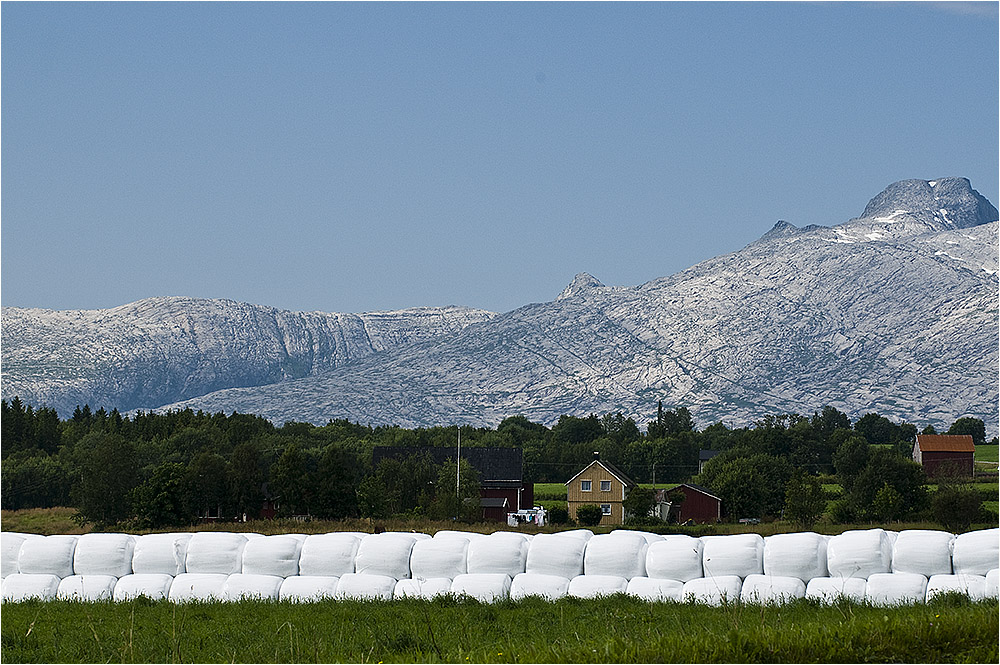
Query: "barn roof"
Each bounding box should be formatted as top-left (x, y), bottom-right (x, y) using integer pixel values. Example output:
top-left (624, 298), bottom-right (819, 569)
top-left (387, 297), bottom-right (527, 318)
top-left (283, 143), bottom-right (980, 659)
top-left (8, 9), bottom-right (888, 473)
top-left (915, 434), bottom-right (975, 453)
top-left (679, 483), bottom-right (722, 502)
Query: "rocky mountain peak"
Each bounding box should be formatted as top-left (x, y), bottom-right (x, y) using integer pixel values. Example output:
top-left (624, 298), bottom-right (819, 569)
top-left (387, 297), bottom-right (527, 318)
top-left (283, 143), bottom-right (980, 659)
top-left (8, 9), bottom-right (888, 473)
top-left (556, 272), bottom-right (606, 300)
top-left (859, 177), bottom-right (998, 230)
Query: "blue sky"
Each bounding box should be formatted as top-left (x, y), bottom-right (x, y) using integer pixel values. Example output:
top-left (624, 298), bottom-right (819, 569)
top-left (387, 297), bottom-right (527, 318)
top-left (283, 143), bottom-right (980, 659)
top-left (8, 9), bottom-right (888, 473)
top-left (3, 2), bottom-right (997, 314)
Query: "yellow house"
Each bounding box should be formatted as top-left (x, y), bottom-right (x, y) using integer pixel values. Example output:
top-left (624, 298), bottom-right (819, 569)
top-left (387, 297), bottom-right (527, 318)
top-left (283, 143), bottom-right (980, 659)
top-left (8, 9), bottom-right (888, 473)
top-left (566, 453), bottom-right (637, 526)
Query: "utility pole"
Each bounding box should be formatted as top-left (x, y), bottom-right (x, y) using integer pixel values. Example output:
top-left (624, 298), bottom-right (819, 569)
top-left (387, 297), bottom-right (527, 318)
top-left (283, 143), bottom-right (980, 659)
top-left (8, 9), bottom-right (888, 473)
top-left (456, 426), bottom-right (461, 508)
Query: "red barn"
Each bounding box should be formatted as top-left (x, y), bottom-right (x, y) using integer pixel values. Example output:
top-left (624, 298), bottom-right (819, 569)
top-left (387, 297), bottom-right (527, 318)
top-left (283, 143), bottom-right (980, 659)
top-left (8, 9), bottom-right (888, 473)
top-left (674, 483), bottom-right (722, 524)
top-left (912, 434), bottom-right (975, 477)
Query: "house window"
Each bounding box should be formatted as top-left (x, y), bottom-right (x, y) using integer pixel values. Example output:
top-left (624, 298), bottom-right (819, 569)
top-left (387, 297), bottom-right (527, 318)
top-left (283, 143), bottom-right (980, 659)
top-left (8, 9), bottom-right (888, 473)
top-left (601, 504), bottom-right (612, 515)
top-left (600, 480), bottom-right (612, 492)
top-left (581, 480), bottom-right (592, 492)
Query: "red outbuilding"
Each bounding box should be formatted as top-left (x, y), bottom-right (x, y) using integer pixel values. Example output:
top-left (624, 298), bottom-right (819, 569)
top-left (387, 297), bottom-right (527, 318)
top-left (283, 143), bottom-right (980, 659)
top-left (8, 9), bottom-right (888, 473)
top-left (673, 483), bottom-right (722, 524)
top-left (912, 434), bottom-right (975, 477)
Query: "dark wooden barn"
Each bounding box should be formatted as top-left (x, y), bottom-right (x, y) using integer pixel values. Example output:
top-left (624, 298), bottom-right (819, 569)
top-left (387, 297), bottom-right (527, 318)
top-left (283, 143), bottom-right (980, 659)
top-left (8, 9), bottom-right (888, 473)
top-left (912, 434), bottom-right (975, 477)
top-left (673, 483), bottom-right (722, 523)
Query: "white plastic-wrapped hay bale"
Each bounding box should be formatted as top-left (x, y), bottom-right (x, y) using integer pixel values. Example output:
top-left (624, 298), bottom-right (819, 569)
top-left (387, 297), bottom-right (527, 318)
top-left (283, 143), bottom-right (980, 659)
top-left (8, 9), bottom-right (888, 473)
top-left (220, 573), bottom-right (283, 601)
top-left (355, 534), bottom-right (416, 580)
top-left (584, 533), bottom-right (647, 580)
top-left (467, 532), bottom-right (529, 577)
top-left (804, 577), bottom-right (867, 603)
top-left (185, 533), bottom-right (248, 575)
top-left (891, 530), bottom-right (954, 576)
top-left (525, 534), bottom-right (587, 578)
top-left (681, 575), bottom-right (743, 606)
top-left (740, 574), bottom-right (806, 605)
top-left (386, 532), bottom-right (431, 541)
top-left (168, 573), bottom-right (229, 602)
top-left (925, 574), bottom-right (987, 602)
top-left (131, 533), bottom-right (192, 575)
top-left (986, 569), bottom-right (999, 599)
top-left (434, 530), bottom-right (487, 542)
top-left (279, 576), bottom-right (340, 603)
top-left (17, 535), bottom-right (78, 578)
top-left (568, 574), bottom-right (628, 599)
top-left (509, 573), bottom-right (571, 601)
top-left (1, 533), bottom-right (40, 578)
top-left (826, 529), bottom-right (893, 579)
top-left (73, 533), bottom-right (135, 577)
top-left (241, 535), bottom-right (303, 578)
top-left (952, 529), bottom-right (1000, 576)
top-left (645, 535), bottom-right (703, 582)
top-left (298, 533), bottom-right (361, 577)
top-left (113, 574), bottom-right (175, 602)
top-left (394, 577), bottom-right (453, 600)
top-left (1, 574), bottom-right (61, 602)
top-left (702, 534), bottom-right (764, 579)
top-left (612, 530), bottom-right (663, 545)
top-left (409, 538), bottom-right (468, 580)
top-left (625, 577), bottom-right (684, 602)
top-left (865, 572), bottom-right (927, 606)
top-left (57, 575), bottom-right (118, 602)
top-left (336, 573), bottom-right (397, 600)
top-left (450, 573), bottom-right (512, 603)
top-left (762, 532), bottom-right (828, 582)
top-left (560, 529), bottom-right (595, 541)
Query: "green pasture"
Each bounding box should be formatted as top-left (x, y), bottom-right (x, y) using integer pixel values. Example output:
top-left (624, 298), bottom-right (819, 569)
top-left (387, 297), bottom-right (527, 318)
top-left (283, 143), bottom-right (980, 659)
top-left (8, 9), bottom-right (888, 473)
top-left (975, 444), bottom-right (999, 464)
top-left (1, 595), bottom-right (995, 663)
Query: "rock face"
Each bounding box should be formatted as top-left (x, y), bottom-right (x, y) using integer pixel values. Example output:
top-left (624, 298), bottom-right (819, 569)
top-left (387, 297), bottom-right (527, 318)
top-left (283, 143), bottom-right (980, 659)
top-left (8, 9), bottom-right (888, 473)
top-left (858, 177), bottom-right (997, 231)
top-left (1, 298), bottom-right (495, 415)
top-left (3, 178), bottom-right (997, 432)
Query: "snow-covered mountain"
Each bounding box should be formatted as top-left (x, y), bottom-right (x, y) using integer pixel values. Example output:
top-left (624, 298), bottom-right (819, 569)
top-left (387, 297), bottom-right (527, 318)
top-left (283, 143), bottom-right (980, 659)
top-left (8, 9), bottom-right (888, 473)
top-left (3, 177), bottom-right (997, 432)
top-left (1, 298), bottom-right (495, 415)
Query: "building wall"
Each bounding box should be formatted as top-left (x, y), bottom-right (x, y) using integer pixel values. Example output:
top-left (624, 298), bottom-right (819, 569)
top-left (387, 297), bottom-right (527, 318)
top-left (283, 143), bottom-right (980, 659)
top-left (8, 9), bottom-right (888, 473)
top-left (921, 451), bottom-right (974, 477)
top-left (677, 486), bottom-right (721, 523)
top-left (567, 461), bottom-right (627, 526)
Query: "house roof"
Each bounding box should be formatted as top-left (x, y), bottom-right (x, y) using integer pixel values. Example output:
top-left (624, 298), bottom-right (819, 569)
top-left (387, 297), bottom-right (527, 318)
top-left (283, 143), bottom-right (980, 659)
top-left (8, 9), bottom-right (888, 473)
top-left (915, 435), bottom-right (975, 453)
top-left (371, 446), bottom-right (522, 483)
top-left (698, 449), bottom-right (721, 461)
top-left (565, 459), bottom-right (637, 488)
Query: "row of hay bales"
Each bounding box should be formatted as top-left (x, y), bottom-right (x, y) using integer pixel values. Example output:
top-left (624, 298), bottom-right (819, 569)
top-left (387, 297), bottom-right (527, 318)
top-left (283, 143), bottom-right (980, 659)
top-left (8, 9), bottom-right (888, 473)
top-left (2, 528), bottom-right (997, 605)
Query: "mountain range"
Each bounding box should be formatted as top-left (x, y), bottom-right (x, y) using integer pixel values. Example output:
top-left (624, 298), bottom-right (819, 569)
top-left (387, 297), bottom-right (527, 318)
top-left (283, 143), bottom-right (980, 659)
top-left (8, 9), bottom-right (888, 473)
top-left (3, 177), bottom-right (997, 433)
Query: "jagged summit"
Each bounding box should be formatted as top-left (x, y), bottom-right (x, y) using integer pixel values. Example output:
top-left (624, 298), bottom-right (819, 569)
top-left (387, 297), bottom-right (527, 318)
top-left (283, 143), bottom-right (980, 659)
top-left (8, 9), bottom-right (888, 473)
top-left (556, 272), bottom-right (606, 300)
top-left (858, 177), bottom-right (998, 230)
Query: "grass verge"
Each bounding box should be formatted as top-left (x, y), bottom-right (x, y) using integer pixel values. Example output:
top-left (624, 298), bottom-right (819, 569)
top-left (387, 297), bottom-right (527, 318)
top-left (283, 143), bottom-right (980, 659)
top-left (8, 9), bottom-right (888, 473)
top-left (1, 595), bottom-right (996, 663)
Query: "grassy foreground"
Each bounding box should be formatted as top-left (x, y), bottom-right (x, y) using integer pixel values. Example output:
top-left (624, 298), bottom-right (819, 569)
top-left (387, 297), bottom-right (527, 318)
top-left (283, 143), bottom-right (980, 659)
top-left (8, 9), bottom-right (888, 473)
top-left (1, 595), bottom-right (996, 663)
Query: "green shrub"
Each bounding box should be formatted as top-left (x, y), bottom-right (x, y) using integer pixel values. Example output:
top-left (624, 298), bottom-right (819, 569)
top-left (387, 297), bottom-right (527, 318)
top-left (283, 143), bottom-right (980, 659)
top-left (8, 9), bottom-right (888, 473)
top-left (547, 505), bottom-right (569, 525)
top-left (576, 504), bottom-right (603, 526)
top-left (933, 483), bottom-right (985, 532)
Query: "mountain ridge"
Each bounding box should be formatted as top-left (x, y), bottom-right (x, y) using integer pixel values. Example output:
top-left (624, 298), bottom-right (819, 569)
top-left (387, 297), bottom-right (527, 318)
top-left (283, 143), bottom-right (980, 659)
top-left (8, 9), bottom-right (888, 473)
top-left (3, 177), bottom-right (997, 433)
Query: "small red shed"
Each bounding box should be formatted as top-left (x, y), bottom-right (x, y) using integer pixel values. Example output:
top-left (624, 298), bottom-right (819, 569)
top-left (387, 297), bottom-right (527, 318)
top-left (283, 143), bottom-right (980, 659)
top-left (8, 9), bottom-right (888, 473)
top-left (674, 483), bottom-right (722, 523)
top-left (912, 434), bottom-right (975, 477)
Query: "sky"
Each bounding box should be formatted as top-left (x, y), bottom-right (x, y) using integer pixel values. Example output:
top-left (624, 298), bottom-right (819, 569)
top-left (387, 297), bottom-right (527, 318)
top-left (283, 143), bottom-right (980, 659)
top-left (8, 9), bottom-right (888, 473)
top-left (3, 2), bottom-right (997, 315)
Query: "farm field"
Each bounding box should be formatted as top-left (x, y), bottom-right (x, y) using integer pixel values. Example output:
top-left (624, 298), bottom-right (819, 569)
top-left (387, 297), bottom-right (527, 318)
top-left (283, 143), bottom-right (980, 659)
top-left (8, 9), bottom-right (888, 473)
top-left (1, 595), bottom-right (996, 663)
top-left (975, 444), bottom-right (999, 464)
top-left (2, 506), bottom-right (997, 539)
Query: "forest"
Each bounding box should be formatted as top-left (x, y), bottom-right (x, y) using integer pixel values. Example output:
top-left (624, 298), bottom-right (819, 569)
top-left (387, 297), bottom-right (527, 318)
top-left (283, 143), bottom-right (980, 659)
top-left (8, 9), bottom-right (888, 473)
top-left (1, 397), bottom-right (993, 530)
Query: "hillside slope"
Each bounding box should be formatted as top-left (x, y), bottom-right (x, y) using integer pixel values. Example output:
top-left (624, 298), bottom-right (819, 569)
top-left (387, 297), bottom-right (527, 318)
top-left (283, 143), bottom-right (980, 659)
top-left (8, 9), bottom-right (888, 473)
top-left (1, 298), bottom-right (495, 414)
top-left (153, 178), bottom-right (999, 431)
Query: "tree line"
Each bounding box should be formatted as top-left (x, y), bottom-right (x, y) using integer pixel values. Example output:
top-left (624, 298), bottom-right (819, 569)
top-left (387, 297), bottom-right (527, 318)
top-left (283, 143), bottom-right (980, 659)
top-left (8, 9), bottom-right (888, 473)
top-left (1, 397), bottom-right (992, 529)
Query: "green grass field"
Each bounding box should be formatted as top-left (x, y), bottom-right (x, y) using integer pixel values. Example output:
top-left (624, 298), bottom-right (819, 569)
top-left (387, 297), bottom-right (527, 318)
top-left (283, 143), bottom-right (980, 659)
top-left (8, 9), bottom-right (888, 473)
top-left (975, 444), bottom-right (999, 464)
top-left (1, 595), bottom-right (996, 663)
